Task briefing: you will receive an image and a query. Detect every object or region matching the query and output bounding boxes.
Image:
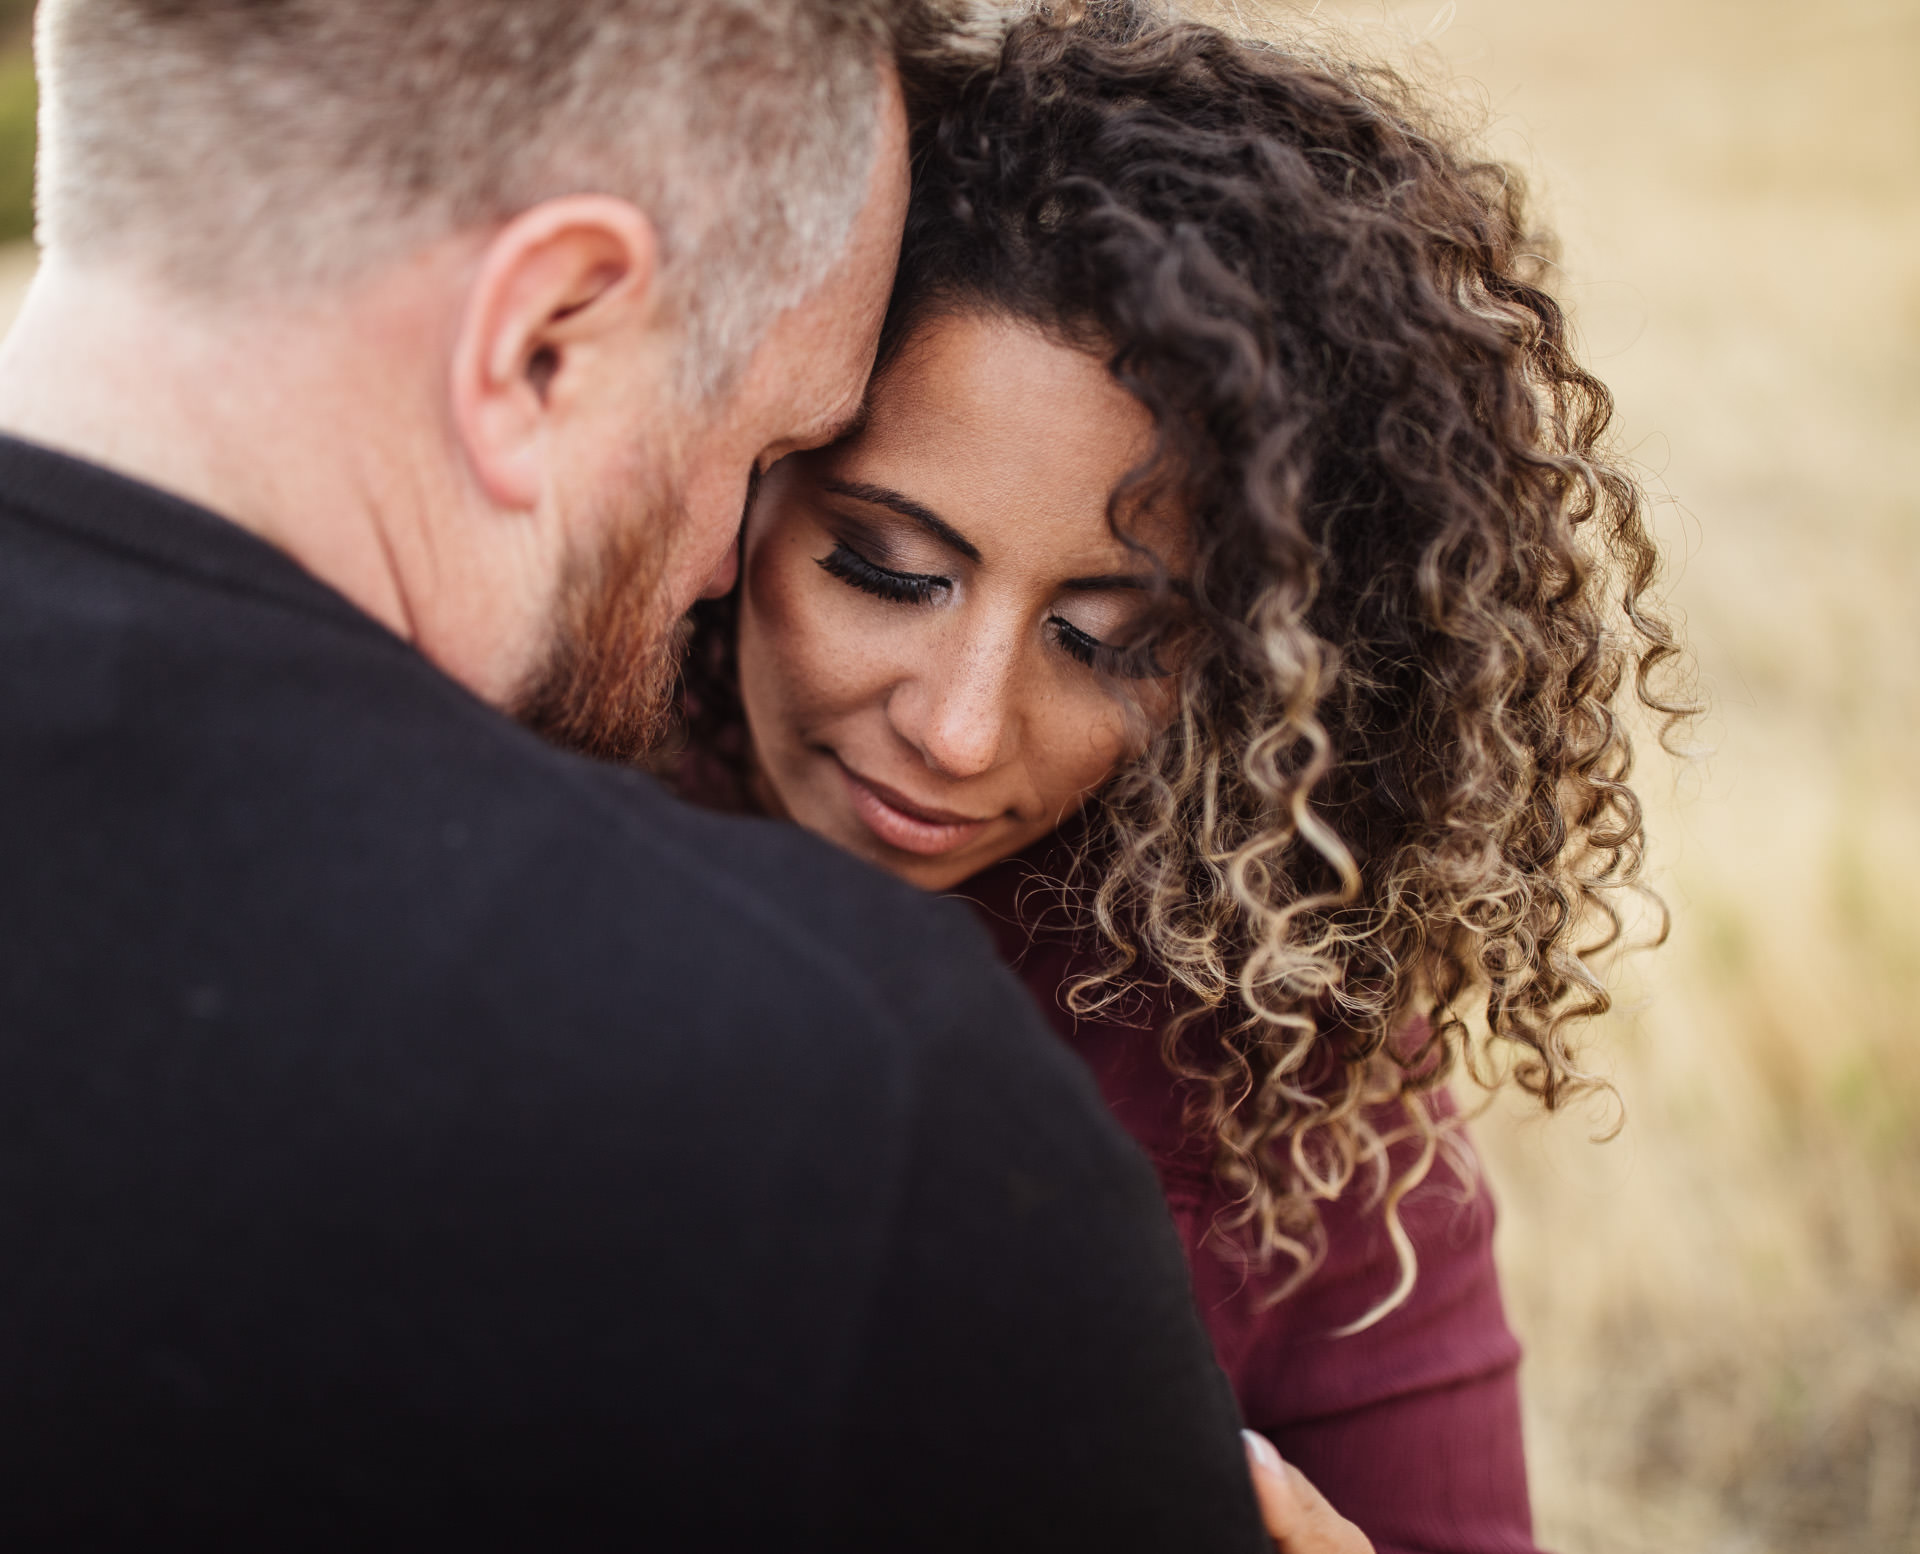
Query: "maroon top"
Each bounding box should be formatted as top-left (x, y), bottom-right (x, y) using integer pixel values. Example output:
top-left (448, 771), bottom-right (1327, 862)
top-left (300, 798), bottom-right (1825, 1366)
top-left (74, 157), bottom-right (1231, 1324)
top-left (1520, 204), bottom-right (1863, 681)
top-left (959, 843), bottom-right (1542, 1554)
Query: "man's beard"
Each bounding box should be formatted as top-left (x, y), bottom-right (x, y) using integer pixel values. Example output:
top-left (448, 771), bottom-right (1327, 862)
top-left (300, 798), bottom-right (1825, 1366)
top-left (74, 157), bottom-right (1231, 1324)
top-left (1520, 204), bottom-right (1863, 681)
top-left (511, 499), bottom-right (694, 766)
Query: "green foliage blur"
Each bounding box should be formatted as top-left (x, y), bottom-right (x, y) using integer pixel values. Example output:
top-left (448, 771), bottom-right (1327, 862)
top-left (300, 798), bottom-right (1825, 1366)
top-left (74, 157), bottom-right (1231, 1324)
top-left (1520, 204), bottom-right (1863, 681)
top-left (0, 0), bottom-right (32, 245)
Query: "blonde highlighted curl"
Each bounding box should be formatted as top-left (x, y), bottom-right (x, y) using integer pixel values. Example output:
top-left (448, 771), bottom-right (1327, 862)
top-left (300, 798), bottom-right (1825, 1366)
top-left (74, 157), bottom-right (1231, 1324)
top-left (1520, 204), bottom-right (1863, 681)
top-left (680, 0), bottom-right (1695, 1316)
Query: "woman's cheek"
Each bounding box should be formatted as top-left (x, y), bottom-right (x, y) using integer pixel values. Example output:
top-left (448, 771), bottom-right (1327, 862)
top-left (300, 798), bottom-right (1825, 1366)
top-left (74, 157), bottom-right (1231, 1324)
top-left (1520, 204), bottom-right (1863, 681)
top-left (744, 528), bottom-right (831, 710)
top-left (783, 596), bottom-right (882, 724)
top-left (1032, 689), bottom-right (1135, 812)
top-left (751, 552), bottom-right (900, 731)
top-left (741, 513), bottom-right (812, 635)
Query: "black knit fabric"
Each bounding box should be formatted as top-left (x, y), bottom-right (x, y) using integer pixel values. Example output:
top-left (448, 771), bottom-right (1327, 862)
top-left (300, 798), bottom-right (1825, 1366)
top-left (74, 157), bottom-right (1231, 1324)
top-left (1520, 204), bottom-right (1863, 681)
top-left (0, 436), bottom-right (1263, 1551)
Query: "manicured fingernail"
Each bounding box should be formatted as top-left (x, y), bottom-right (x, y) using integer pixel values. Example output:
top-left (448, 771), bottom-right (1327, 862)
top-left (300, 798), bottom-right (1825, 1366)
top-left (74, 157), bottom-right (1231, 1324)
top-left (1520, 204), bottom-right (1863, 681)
top-left (1242, 1429), bottom-right (1283, 1474)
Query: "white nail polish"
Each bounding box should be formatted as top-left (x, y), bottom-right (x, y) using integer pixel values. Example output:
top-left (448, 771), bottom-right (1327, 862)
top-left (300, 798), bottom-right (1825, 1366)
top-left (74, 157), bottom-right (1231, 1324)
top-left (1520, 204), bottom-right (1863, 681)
top-left (1242, 1428), bottom-right (1283, 1475)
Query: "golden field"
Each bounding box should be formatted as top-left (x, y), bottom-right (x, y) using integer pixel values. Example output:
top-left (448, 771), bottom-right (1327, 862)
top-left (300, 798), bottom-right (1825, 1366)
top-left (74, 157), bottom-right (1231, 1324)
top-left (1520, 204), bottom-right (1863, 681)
top-left (2, 0), bottom-right (1915, 1547)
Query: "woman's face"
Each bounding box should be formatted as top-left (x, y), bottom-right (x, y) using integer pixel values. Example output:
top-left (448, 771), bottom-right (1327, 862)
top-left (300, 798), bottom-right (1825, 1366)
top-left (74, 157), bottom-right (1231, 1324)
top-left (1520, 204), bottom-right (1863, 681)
top-left (735, 311), bottom-right (1186, 891)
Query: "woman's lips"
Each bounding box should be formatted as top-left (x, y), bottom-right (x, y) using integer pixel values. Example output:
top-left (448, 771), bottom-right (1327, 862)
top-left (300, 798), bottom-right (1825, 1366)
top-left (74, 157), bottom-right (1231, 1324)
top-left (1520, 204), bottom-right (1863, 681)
top-left (833, 758), bottom-right (993, 858)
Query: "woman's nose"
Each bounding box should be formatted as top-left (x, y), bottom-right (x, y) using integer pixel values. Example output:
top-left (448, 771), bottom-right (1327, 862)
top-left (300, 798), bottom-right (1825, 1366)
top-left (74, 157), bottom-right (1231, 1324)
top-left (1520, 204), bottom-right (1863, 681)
top-left (889, 640), bottom-right (1019, 782)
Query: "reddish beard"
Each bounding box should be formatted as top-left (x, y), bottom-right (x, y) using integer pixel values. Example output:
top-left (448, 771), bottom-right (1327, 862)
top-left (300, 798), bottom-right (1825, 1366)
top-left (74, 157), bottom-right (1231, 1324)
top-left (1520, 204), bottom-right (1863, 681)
top-left (512, 511), bottom-right (692, 765)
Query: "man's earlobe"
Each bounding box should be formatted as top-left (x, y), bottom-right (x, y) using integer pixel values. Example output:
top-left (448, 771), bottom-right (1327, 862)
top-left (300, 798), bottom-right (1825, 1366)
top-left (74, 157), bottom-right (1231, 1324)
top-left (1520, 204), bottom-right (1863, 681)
top-left (450, 196), bottom-right (661, 512)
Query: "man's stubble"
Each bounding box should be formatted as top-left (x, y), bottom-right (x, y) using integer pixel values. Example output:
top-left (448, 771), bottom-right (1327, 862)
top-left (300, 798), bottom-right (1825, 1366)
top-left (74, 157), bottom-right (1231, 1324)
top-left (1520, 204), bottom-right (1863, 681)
top-left (511, 479), bottom-right (696, 765)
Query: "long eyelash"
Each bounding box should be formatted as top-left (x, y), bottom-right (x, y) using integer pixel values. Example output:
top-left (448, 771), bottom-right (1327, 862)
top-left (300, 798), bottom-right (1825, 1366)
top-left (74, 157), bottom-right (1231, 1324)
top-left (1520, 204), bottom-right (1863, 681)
top-left (1050, 617), bottom-right (1164, 681)
top-left (817, 542), bottom-right (949, 606)
top-left (1051, 616), bottom-right (1103, 669)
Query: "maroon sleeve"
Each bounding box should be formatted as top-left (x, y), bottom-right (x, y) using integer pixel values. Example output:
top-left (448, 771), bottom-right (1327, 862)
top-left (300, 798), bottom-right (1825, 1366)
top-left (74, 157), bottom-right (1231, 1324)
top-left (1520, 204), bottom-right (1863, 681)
top-left (1184, 1109), bottom-right (1541, 1554)
top-left (958, 849), bottom-right (1542, 1554)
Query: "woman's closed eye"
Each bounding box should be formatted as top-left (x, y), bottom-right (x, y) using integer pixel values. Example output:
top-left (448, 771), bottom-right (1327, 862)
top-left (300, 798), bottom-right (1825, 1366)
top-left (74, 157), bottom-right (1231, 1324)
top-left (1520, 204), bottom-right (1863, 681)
top-left (818, 538), bottom-right (1165, 680)
top-left (1049, 616), bottom-right (1116, 670)
top-left (1049, 616), bottom-right (1163, 679)
top-left (817, 541), bottom-right (950, 606)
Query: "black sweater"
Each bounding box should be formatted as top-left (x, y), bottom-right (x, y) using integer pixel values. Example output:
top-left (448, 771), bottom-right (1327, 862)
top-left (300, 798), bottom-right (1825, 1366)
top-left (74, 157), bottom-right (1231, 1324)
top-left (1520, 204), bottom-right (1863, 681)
top-left (0, 436), bottom-right (1264, 1550)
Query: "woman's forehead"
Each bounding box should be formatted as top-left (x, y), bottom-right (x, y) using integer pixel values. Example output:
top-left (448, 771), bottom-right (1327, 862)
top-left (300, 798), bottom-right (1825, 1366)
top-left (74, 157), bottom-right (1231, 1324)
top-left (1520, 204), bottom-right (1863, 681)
top-left (820, 312), bottom-right (1187, 569)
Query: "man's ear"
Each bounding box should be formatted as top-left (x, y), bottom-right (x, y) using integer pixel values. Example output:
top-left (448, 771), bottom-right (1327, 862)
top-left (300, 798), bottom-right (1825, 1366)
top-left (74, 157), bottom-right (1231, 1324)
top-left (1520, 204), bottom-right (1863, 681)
top-left (450, 195), bottom-right (661, 513)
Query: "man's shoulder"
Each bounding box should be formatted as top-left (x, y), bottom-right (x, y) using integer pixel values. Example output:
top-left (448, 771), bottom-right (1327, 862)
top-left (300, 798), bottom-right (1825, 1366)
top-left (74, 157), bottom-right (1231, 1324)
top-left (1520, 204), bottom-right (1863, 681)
top-left (204, 641), bottom-right (1026, 1074)
top-left (434, 732), bottom-right (1023, 1051)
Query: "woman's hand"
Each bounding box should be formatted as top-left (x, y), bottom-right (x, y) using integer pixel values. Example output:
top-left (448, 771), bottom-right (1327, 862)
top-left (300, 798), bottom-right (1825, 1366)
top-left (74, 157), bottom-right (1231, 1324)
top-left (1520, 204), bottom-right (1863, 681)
top-left (1242, 1431), bottom-right (1376, 1554)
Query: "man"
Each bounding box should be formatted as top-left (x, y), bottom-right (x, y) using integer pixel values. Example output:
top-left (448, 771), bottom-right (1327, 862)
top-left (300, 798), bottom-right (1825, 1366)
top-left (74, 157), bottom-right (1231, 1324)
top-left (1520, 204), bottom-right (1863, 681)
top-left (0, 1), bottom-right (1275, 1545)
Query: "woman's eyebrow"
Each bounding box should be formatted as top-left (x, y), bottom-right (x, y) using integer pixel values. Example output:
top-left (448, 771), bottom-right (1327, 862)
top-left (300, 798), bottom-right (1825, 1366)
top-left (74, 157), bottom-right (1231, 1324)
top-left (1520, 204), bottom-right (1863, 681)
top-left (1060, 572), bottom-right (1152, 592)
top-left (1061, 571), bottom-right (1194, 598)
top-left (821, 477), bottom-right (982, 563)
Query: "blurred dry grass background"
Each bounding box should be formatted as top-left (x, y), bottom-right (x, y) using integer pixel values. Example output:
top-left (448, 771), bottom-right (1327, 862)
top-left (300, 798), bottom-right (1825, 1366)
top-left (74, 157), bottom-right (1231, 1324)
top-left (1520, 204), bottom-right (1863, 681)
top-left (1199, 1), bottom-right (1920, 1549)
top-left (2, 0), bottom-right (1916, 1548)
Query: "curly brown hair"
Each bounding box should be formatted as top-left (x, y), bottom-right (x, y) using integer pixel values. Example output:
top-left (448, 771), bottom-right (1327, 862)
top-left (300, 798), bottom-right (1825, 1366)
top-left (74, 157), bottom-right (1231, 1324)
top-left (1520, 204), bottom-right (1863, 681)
top-left (677, 0), bottom-right (1693, 1318)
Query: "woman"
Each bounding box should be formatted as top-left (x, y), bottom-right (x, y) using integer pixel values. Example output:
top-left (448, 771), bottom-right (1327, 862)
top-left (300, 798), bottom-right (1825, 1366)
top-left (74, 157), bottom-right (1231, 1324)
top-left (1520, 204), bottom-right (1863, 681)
top-left (672, 5), bottom-right (1686, 1550)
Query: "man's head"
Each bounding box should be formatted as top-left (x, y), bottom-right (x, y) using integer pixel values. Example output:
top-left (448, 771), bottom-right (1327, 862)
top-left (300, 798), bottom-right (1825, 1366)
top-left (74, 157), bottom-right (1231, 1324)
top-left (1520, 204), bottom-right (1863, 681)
top-left (38, 0), bottom-right (913, 386)
top-left (21, 0), bottom-right (922, 734)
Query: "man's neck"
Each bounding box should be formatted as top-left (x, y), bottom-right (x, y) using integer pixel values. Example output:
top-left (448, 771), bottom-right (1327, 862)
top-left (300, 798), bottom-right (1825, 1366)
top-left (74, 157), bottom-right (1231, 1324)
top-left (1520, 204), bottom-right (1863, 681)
top-left (0, 254), bottom-right (454, 649)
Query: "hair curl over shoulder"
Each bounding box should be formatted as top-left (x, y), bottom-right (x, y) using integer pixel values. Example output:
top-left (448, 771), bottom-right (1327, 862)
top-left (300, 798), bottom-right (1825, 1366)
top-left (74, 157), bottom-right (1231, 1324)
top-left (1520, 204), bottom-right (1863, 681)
top-left (682, 0), bottom-right (1694, 1316)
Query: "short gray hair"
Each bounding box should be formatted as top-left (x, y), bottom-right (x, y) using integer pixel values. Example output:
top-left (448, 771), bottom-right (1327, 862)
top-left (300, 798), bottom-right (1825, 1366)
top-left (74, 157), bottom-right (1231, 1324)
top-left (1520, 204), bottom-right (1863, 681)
top-left (35, 0), bottom-right (931, 390)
